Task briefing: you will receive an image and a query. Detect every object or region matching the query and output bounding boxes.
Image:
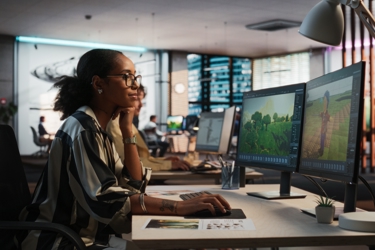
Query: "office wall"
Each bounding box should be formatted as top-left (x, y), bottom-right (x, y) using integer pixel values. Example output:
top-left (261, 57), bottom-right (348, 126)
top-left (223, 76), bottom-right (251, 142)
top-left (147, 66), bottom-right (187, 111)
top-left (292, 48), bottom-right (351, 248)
top-left (16, 43), bottom-right (156, 155)
top-left (0, 35), bottom-right (15, 126)
top-left (170, 52), bottom-right (189, 116)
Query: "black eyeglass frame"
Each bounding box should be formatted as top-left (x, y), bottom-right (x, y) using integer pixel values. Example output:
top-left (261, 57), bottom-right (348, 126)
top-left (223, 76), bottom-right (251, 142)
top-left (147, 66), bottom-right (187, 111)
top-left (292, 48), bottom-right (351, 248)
top-left (105, 73), bottom-right (142, 87)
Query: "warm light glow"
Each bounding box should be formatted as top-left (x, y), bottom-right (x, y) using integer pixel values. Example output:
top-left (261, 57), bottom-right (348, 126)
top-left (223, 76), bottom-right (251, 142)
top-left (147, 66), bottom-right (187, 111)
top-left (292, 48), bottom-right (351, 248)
top-left (332, 38), bottom-right (375, 49)
top-left (16, 36), bottom-right (147, 52)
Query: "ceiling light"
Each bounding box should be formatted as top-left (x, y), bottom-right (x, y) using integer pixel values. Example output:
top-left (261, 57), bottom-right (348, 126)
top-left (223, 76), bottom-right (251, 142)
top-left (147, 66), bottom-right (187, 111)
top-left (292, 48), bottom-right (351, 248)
top-left (246, 19), bottom-right (301, 32)
top-left (16, 36), bottom-right (146, 52)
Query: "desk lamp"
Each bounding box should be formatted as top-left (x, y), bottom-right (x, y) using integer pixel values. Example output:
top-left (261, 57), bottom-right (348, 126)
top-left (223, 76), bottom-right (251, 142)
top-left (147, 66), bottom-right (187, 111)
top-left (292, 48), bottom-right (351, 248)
top-left (299, 0), bottom-right (375, 46)
top-left (299, 0), bottom-right (375, 233)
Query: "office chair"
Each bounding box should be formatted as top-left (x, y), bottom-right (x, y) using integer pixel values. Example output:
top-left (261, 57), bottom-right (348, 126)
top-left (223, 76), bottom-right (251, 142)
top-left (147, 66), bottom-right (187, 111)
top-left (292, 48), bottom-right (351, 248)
top-left (30, 126), bottom-right (48, 157)
top-left (138, 129), bottom-right (162, 156)
top-left (0, 125), bottom-right (86, 250)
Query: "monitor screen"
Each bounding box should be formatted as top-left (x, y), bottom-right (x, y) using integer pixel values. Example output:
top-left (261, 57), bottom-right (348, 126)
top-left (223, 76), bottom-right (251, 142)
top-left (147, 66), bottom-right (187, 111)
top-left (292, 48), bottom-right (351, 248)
top-left (195, 106), bottom-right (236, 155)
top-left (166, 115), bottom-right (184, 132)
top-left (299, 61), bottom-right (365, 213)
top-left (236, 83), bottom-right (306, 199)
top-left (183, 114), bottom-right (199, 133)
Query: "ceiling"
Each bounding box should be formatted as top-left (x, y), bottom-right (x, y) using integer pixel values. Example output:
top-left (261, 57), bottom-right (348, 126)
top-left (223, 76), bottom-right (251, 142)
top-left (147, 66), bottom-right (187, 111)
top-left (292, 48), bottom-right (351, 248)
top-left (0, 0), bottom-right (329, 58)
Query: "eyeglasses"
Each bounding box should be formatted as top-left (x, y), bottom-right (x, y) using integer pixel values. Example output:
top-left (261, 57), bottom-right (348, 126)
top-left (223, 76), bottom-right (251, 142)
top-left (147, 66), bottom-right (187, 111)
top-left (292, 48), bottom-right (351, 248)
top-left (106, 73), bottom-right (142, 87)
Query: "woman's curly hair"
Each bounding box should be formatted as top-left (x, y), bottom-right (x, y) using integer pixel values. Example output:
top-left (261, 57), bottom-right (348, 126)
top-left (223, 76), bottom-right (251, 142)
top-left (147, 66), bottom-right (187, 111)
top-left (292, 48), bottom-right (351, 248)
top-left (53, 49), bottom-right (123, 120)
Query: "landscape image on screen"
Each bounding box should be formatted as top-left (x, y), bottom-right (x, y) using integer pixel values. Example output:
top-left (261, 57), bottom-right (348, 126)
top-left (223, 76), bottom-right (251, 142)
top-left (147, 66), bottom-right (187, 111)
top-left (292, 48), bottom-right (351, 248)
top-left (167, 116), bottom-right (183, 130)
top-left (301, 77), bottom-right (352, 161)
top-left (238, 93), bottom-right (295, 156)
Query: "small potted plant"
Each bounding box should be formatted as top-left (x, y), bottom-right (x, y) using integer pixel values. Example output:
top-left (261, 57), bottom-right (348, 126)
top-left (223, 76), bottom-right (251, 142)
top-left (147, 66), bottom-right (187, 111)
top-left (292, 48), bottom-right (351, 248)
top-left (315, 195), bottom-right (335, 224)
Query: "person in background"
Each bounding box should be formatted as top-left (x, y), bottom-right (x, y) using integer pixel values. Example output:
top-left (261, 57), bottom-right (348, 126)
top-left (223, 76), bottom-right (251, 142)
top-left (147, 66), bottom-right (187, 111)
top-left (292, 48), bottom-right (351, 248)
top-left (17, 49), bottom-right (230, 249)
top-left (38, 115), bottom-right (53, 152)
top-left (143, 115), bottom-right (170, 157)
top-left (144, 115), bottom-right (165, 137)
top-left (107, 84), bottom-right (191, 171)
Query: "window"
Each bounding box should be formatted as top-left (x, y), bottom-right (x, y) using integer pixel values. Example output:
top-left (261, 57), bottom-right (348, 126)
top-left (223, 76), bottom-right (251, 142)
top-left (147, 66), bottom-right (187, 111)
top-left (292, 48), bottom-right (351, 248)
top-left (188, 54), bottom-right (252, 114)
top-left (253, 52), bottom-right (310, 90)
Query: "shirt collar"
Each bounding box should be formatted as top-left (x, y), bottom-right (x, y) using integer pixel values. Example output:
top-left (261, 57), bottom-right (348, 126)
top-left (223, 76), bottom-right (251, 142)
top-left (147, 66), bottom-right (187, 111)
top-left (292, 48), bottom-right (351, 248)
top-left (77, 105), bottom-right (101, 128)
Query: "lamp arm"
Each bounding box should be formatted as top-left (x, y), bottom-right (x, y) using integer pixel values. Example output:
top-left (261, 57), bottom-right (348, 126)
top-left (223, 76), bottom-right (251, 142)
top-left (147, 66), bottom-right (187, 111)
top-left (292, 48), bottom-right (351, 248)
top-left (344, 0), bottom-right (375, 39)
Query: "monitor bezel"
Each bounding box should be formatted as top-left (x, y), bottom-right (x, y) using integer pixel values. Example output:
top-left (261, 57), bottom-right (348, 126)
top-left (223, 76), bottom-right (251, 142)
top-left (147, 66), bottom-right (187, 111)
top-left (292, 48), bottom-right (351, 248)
top-left (235, 83), bottom-right (306, 173)
top-left (298, 61), bottom-right (365, 184)
top-left (219, 106), bottom-right (236, 155)
top-left (195, 106), bottom-right (236, 155)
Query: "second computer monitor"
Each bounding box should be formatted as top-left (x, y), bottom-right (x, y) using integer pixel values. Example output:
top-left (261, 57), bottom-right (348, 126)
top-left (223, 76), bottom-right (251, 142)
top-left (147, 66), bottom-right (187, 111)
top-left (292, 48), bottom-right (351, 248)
top-left (195, 106), bottom-right (236, 155)
top-left (236, 83), bottom-right (306, 199)
top-left (183, 114), bottom-right (199, 133)
top-left (299, 61), bottom-right (365, 213)
top-left (166, 115), bottom-right (184, 133)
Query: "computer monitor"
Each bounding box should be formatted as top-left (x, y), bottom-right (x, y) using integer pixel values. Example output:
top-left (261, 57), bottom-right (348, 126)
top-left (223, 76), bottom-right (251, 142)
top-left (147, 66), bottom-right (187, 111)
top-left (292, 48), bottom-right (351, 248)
top-left (236, 83), bottom-right (306, 199)
top-left (195, 106), bottom-right (236, 155)
top-left (183, 114), bottom-right (199, 133)
top-left (299, 61), bottom-right (365, 214)
top-left (166, 115), bottom-right (184, 133)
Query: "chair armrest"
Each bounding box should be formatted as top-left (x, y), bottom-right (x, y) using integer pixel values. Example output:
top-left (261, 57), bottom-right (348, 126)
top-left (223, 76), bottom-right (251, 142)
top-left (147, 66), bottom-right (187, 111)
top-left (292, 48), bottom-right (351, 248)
top-left (0, 221), bottom-right (86, 250)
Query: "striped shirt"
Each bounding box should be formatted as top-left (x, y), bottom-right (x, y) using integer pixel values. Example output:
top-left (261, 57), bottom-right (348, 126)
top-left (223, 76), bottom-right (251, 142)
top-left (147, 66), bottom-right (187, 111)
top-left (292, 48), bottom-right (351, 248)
top-left (18, 106), bottom-right (151, 249)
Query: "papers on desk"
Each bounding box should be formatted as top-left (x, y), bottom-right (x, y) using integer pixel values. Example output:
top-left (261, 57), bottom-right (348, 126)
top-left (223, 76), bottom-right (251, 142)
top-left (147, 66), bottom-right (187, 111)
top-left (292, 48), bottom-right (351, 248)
top-left (142, 218), bottom-right (255, 230)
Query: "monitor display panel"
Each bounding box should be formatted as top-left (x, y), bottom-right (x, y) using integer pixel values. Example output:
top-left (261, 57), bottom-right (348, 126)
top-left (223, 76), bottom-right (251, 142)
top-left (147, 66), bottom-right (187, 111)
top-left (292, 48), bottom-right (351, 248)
top-left (236, 83), bottom-right (306, 199)
top-left (299, 61), bottom-right (365, 213)
top-left (195, 106), bottom-right (236, 155)
top-left (166, 115), bottom-right (184, 132)
top-left (183, 114), bottom-right (199, 133)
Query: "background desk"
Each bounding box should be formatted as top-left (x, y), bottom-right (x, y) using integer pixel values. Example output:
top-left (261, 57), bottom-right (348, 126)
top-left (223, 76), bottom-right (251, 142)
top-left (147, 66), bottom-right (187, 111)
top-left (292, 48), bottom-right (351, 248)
top-left (150, 170), bottom-right (263, 184)
top-left (130, 185), bottom-right (375, 250)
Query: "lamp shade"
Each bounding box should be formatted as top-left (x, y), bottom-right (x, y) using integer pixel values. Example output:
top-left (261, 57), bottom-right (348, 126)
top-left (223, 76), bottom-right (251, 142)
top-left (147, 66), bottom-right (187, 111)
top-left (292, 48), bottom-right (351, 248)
top-left (299, 0), bottom-right (344, 46)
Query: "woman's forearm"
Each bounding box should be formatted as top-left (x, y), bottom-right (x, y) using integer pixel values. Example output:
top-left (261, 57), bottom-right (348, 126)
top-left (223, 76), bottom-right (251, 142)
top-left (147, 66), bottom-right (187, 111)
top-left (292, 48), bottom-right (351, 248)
top-left (123, 142), bottom-right (142, 180)
top-left (130, 194), bottom-right (178, 215)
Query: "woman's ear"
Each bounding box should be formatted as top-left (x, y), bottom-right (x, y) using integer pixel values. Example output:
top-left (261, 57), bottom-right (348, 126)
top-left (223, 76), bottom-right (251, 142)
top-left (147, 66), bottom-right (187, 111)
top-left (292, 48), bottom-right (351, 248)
top-left (91, 75), bottom-right (104, 93)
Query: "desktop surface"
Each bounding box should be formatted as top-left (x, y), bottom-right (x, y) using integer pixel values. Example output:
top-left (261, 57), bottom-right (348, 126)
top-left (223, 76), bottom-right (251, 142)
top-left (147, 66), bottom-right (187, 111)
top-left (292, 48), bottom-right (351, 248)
top-left (130, 184), bottom-right (375, 250)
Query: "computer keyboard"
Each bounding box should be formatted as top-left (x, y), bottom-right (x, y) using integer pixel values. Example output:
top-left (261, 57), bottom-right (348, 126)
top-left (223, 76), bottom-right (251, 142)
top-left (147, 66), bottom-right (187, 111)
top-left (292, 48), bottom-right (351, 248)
top-left (179, 191), bottom-right (212, 200)
top-left (179, 191), bottom-right (232, 217)
top-left (190, 162), bottom-right (220, 173)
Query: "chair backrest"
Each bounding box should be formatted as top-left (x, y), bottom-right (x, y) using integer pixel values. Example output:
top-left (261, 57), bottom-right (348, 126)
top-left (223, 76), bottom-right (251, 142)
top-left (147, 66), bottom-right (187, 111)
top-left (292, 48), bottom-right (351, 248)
top-left (138, 129), bottom-right (148, 143)
top-left (0, 125), bottom-right (31, 221)
top-left (0, 125), bottom-right (31, 248)
top-left (30, 126), bottom-right (47, 147)
top-left (30, 126), bottom-right (39, 142)
top-left (139, 129), bottom-right (159, 149)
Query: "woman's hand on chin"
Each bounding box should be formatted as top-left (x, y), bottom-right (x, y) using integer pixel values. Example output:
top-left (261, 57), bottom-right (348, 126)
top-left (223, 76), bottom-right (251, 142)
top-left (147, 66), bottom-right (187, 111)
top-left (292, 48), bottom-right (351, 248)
top-left (113, 106), bottom-right (135, 136)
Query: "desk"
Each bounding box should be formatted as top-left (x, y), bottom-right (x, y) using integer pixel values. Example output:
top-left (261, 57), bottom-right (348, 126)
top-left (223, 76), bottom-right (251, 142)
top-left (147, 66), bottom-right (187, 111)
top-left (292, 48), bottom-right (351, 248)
top-left (150, 170), bottom-right (263, 184)
top-left (130, 185), bottom-right (375, 249)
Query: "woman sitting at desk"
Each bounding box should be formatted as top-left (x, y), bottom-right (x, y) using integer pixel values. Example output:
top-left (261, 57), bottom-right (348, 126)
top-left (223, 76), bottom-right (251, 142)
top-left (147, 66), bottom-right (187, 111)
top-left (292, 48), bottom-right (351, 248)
top-left (17, 49), bottom-right (230, 249)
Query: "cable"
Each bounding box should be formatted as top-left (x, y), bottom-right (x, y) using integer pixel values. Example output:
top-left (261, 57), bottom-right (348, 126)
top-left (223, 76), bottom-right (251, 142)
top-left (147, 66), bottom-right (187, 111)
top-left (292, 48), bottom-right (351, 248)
top-left (303, 175), bottom-right (328, 197)
top-left (358, 175), bottom-right (375, 209)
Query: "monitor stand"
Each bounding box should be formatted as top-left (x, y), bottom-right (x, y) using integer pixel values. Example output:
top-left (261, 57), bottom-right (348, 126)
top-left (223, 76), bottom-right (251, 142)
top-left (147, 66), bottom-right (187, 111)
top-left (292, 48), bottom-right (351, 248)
top-left (247, 171), bottom-right (306, 200)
